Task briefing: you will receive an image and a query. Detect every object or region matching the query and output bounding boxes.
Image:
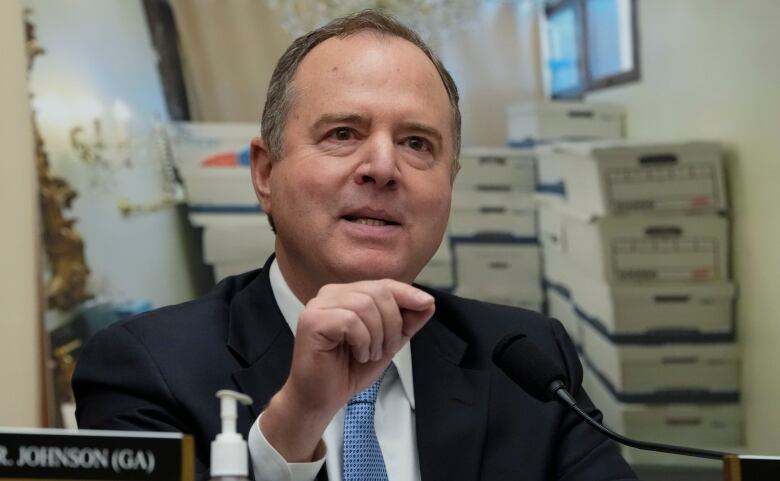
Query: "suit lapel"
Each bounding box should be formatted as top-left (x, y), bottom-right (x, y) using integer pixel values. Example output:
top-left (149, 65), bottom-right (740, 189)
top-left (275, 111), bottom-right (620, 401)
top-left (226, 256), bottom-right (294, 416)
top-left (225, 257), bottom-right (329, 480)
top-left (412, 307), bottom-right (491, 481)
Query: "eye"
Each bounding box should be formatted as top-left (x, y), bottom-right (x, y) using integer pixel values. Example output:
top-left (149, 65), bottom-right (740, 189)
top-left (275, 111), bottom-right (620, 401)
top-left (405, 136), bottom-right (431, 152)
top-left (330, 127), bottom-right (354, 141)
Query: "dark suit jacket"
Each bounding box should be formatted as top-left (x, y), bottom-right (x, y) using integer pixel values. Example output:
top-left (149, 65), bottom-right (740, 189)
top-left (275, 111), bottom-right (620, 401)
top-left (73, 256), bottom-right (637, 481)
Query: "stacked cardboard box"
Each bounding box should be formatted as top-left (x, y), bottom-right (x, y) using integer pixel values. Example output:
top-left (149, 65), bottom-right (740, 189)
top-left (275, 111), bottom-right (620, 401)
top-left (432, 102), bottom-right (626, 306)
top-left (440, 148), bottom-right (540, 309)
top-left (507, 101), bottom-right (625, 148)
top-left (536, 140), bottom-right (740, 463)
top-left (170, 122), bottom-right (271, 280)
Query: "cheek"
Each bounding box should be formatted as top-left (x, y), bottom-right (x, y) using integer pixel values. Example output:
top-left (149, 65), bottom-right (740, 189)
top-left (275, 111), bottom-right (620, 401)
top-left (414, 181), bottom-right (452, 227)
top-left (271, 162), bottom-right (341, 217)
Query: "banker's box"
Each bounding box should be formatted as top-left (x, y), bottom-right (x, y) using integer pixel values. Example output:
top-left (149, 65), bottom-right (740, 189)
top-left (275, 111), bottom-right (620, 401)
top-left (507, 101), bottom-right (624, 146)
top-left (416, 241), bottom-right (454, 290)
top-left (455, 147), bottom-right (536, 191)
top-left (581, 320), bottom-right (739, 400)
top-left (539, 205), bottom-right (730, 284)
top-left (455, 285), bottom-right (543, 312)
top-left (450, 190), bottom-right (537, 239)
top-left (191, 213), bottom-right (275, 279)
top-left (170, 122), bottom-right (259, 209)
top-left (545, 285), bottom-right (582, 348)
top-left (570, 272), bottom-right (735, 336)
top-left (535, 140), bottom-right (727, 217)
top-left (453, 240), bottom-right (541, 292)
top-left (583, 362), bottom-right (742, 448)
top-left (540, 239), bottom-right (574, 290)
top-left (181, 166), bottom-right (257, 209)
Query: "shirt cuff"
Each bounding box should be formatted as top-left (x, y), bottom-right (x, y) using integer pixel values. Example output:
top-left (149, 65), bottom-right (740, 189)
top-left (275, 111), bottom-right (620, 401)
top-left (248, 412), bottom-right (327, 481)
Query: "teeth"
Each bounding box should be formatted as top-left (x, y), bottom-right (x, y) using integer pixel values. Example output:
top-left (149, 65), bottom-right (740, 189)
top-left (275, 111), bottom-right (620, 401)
top-left (352, 217), bottom-right (388, 226)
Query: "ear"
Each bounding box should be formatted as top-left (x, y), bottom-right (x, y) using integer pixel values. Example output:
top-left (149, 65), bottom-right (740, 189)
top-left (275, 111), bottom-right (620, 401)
top-left (250, 135), bottom-right (273, 215)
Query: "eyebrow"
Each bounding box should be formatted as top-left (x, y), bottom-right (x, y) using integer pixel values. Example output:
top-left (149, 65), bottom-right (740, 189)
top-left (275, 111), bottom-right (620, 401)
top-left (311, 113), bottom-right (371, 132)
top-left (401, 121), bottom-right (443, 148)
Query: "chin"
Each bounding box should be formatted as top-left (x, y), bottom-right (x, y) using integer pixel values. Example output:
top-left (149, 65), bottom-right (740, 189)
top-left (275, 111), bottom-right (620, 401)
top-left (333, 252), bottom-right (416, 283)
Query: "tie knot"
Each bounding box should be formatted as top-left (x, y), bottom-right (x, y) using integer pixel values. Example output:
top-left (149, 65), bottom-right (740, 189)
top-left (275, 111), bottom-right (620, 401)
top-left (348, 367), bottom-right (389, 405)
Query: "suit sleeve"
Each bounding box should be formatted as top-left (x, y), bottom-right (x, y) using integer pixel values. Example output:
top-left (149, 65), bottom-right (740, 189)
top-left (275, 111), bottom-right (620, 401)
top-left (71, 325), bottom-right (210, 480)
top-left (547, 318), bottom-right (639, 481)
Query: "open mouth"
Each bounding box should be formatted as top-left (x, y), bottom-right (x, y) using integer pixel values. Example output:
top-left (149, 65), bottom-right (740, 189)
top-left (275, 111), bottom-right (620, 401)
top-left (343, 215), bottom-right (400, 227)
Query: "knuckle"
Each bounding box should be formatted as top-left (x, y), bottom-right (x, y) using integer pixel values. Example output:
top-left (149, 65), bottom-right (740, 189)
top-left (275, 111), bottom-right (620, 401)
top-left (343, 310), bottom-right (362, 328)
top-left (355, 293), bottom-right (374, 311)
top-left (368, 280), bottom-right (394, 302)
top-left (317, 284), bottom-right (336, 296)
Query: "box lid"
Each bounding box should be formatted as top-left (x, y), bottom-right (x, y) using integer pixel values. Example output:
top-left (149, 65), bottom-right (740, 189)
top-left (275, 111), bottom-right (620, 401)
top-left (508, 100), bottom-right (626, 117)
top-left (459, 146), bottom-right (537, 159)
top-left (538, 139), bottom-right (721, 159)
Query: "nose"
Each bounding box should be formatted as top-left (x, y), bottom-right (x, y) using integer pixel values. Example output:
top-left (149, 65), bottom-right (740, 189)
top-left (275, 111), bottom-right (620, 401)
top-left (353, 133), bottom-right (399, 189)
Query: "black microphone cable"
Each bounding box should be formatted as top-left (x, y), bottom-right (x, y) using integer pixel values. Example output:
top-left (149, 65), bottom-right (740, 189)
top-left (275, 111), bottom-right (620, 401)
top-left (492, 332), bottom-right (732, 461)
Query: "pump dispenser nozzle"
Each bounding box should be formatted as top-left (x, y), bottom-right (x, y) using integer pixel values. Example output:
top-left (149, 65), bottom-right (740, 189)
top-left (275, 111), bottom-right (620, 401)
top-left (210, 389), bottom-right (253, 480)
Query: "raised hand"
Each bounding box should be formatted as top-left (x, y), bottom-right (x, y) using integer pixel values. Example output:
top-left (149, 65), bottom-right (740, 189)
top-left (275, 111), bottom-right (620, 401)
top-left (259, 279), bottom-right (435, 462)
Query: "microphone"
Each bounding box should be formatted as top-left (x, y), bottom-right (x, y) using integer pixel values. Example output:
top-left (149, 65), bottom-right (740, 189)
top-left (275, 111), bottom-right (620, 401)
top-left (492, 332), bottom-right (731, 460)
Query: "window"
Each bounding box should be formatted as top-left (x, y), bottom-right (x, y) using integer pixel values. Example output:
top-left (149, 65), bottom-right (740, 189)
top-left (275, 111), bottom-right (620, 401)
top-left (543, 0), bottom-right (640, 98)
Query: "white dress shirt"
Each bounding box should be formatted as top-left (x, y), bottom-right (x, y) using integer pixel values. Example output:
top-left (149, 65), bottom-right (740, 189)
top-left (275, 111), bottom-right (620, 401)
top-left (248, 259), bottom-right (422, 481)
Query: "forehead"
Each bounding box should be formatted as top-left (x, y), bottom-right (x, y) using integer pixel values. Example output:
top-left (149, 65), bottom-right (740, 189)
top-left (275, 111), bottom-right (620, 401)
top-left (290, 31), bottom-right (452, 127)
top-left (299, 31), bottom-right (442, 82)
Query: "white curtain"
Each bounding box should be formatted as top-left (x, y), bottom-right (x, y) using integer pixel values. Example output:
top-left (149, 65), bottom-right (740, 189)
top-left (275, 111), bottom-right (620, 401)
top-left (169, 1), bottom-right (544, 147)
top-left (432, 2), bottom-right (544, 147)
top-left (170, 0), bottom-right (293, 122)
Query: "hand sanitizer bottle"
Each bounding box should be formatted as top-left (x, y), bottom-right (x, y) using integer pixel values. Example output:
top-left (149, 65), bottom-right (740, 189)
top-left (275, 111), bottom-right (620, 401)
top-left (209, 389), bottom-right (253, 481)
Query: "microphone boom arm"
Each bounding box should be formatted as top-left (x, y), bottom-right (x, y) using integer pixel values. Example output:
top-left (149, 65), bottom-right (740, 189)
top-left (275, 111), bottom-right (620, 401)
top-left (551, 383), bottom-right (730, 461)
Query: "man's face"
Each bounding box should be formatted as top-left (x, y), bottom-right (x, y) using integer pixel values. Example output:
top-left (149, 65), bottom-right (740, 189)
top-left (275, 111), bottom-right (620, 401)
top-left (253, 32), bottom-right (454, 297)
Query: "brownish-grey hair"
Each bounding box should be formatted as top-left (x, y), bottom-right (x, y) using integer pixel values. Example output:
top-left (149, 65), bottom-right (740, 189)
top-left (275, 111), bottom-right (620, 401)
top-left (260, 9), bottom-right (462, 178)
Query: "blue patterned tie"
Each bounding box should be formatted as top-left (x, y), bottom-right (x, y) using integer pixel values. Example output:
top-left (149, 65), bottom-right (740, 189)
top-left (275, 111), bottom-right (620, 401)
top-left (342, 369), bottom-right (389, 481)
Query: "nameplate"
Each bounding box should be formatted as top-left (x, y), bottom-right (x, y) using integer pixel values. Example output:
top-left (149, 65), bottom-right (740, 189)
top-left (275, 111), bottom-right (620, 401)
top-left (724, 454), bottom-right (780, 481)
top-left (0, 428), bottom-right (194, 481)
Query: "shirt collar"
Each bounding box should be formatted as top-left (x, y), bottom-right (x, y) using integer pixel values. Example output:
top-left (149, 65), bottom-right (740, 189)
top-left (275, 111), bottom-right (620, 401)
top-left (268, 258), bottom-right (416, 409)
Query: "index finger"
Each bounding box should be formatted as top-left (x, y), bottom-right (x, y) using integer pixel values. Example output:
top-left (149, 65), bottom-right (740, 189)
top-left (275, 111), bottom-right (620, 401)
top-left (373, 279), bottom-right (435, 339)
top-left (372, 279), bottom-right (435, 312)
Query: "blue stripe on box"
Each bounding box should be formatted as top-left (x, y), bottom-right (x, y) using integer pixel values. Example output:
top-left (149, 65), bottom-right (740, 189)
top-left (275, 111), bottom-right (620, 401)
top-left (542, 278), bottom-right (571, 299)
top-left (506, 139), bottom-right (558, 149)
top-left (582, 355), bottom-right (740, 405)
top-left (450, 234), bottom-right (539, 245)
top-left (506, 139), bottom-right (538, 149)
top-left (573, 303), bottom-right (736, 345)
top-left (189, 204), bottom-right (263, 214)
top-left (536, 181), bottom-right (567, 197)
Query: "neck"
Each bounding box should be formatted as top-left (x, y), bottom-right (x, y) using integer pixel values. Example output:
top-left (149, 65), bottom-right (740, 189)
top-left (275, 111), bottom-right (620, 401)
top-left (274, 249), bottom-right (321, 305)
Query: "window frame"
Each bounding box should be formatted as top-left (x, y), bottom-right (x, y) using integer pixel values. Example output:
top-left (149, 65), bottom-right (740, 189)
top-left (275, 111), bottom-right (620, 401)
top-left (545, 0), bottom-right (641, 98)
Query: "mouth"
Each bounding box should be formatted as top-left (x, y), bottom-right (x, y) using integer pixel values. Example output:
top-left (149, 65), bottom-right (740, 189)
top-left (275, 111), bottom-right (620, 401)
top-left (341, 208), bottom-right (402, 227)
top-left (342, 215), bottom-right (400, 227)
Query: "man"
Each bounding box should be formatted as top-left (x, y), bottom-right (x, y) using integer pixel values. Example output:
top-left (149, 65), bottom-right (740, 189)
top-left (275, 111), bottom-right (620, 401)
top-left (73, 9), bottom-right (637, 481)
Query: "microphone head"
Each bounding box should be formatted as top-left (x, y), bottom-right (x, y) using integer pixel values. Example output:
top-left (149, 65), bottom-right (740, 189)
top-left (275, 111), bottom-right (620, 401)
top-left (492, 332), bottom-right (568, 402)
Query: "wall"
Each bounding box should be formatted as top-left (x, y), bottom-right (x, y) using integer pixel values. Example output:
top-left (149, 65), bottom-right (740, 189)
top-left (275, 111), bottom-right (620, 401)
top-left (433, 2), bottom-right (544, 147)
top-left (0, 0), bottom-right (42, 427)
top-left (0, 0), bottom-right (202, 426)
top-left (587, 0), bottom-right (780, 454)
top-left (23, 0), bottom-right (198, 311)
